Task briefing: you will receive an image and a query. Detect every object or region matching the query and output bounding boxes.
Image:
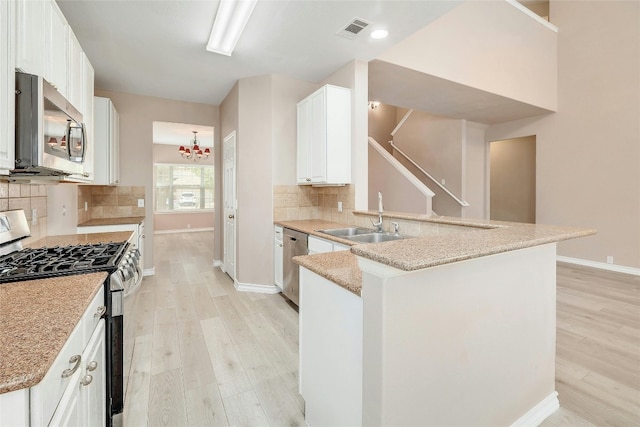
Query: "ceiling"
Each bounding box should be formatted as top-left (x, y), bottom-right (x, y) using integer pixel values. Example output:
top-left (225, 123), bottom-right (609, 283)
top-left (57, 0), bottom-right (461, 106)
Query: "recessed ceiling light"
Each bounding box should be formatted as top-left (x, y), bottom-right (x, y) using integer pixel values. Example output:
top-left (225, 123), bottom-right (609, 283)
top-left (207, 0), bottom-right (257, 56)
top-left (370, 29), bottom-right (389, 40)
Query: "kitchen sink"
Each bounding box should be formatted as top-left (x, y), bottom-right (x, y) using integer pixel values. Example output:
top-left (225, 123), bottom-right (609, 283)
top-left (317, 227), bottom-right (409, 244)
top-left (346, 233), bottom-right (407, 243)
top-left (317, 227), bottom-right (375, 237)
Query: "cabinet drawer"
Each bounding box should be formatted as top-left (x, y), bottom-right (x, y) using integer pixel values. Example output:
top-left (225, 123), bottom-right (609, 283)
top-left (80, 287), bottom-right (105, 346)
top-left (30, 287), bottom-right (104, 426)
top-left (30, 315), bottom-right (85, 426)
top-left (275, 226), bottom-right (283, 243)
top-left (308, 236), bottom-right (333, 254)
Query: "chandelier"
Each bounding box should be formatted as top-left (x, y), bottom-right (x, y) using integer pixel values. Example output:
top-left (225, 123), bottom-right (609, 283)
top-left (178, 131), bottom-right (210, 161)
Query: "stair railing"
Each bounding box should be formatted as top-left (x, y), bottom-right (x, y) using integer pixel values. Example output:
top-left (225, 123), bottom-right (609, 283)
top-left (389, 141), bottom-right (469, 207)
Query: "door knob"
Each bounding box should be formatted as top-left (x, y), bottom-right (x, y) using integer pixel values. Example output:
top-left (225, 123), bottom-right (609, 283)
top-left (228, 214), bottom-right (235, 219)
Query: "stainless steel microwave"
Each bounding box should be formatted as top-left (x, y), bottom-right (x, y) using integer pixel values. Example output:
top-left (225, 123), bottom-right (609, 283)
top-left (13, 72), bottom-right (86, 177)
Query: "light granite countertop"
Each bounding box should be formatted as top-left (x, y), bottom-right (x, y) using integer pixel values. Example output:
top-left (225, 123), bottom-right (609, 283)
top-left (78, 216), bottom-right (145, 227)
top-left (281, 216), bottom-right (596, 296)
top-left (0, 272), bottom-right (108, 394)
top-left (27, 231), bottom-right (133, 248)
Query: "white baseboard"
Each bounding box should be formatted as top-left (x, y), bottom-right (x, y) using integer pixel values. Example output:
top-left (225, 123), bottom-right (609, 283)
top-left (143, 267), bottom-right (155, 276)
top-left (154, 227), bottom-right (214, 235)
top-left (510, 391), bottom-right (559, 427)
top-left (213, 259), bottom-right (223, 268)
top-left (234, 281), bottom-right (281, 294)
top-left (557, 256), bottom-right (640, 276)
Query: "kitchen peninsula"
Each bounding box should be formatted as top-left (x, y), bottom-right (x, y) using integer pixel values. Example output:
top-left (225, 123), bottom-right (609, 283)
top-left (289, 212), bottom-right (595, 427)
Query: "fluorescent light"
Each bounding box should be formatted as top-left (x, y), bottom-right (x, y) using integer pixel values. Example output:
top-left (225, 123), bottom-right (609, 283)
top-left (370, 29), bottom-right (389, 40)
top-left (207, 0), bottom-right (257, 56)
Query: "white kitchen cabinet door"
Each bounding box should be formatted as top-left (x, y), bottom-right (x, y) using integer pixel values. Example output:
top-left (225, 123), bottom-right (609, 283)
top-left (296, 98), bottom-right (312, 184)
top-left (67, 28), bottom-right (84, 112)
top-left (45, 0), bottom-right (68, 97)
top-left (93, 97), bottom-right (120, 185)
top-left (15, 0), bottom-right (46, 77)
top-left (274, 226), bottom-right (283, 289)
top-left (0, 0), bottom-right (15, 172)
top-left (81, 55), bottom-right (95, 181)
top-left (80, 319), bottom-right (106, 427)
top-left (296, 84), bottom-right (351, 186)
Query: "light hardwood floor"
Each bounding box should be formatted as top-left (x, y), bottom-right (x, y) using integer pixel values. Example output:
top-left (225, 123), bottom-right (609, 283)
top-left (123, 232), bottom-right (639, 426)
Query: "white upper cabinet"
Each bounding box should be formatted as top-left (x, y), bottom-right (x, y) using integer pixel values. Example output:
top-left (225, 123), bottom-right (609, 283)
top-left (0, 0), bottom-right (15, 172)
top-left (297, 84), bottom-right (351, 185)
top-left (45, 0), bottom-right (68, 97)
top-left (80, 55), bottom-right (95, 181)
top-left (93, 97), bottom-right (120, 185)
top-left (67, 28), bottom-right (84, 111)
top-left (15, 0), bottom-right (46, 77)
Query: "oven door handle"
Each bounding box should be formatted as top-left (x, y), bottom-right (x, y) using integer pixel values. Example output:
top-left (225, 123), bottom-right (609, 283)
top-left (94, 305), bottom-right (107, 319)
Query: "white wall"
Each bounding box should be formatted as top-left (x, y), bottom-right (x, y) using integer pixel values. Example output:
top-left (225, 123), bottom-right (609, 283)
top-left (486, 0), bottom-right (640, 269)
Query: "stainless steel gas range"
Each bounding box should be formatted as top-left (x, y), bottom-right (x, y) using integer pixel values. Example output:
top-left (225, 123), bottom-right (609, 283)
top-left (0, 209), bottom-right (141, 427)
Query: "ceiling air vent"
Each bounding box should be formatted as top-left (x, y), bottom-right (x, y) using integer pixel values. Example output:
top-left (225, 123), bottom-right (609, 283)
top-left (337, 17), bottom-right (371, 40)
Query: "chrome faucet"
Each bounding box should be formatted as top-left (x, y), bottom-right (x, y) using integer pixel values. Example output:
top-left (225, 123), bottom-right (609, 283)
top-left (371, 192), bottom-right (384, 233)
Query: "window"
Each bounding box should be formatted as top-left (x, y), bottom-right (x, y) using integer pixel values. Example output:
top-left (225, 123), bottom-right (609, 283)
top-left (154, 164), bottom-right (214, 212)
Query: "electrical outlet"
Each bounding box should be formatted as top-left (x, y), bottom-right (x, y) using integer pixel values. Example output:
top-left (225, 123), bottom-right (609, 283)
top-left (441, 178), bottom-right (446, 186)
top-left (606, 256), bottom-right (614, 264)
top-left (138, 199), bottom-right (145, 208)
top-left (31, 209), bottom-right (37, 225)
top-left (338, 201), bottom-right (343, 212)
top-left (84, 201), bottom-right (88, 212)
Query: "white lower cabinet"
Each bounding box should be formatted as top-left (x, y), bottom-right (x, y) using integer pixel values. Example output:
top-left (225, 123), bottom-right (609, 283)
top-left (49, 319), bottom-right (105, 427)
top-left (274, 226), bottom-right (283, 290)
top-left (299, 267), bottom-right (362, 426)
top-left (308, 235), bottom-right (350, 255)
top-left (28, 287), bottom-right (106, 427)
top-left (0, 0), bottom-right (15, 173)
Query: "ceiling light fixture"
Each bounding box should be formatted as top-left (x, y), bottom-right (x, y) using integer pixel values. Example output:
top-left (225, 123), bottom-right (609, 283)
top-left (206, 0), bottom-right (257, 56)
top-left (179, 131), bottom-right (210, 161)
top-left (370, 29), bottom-right (389, 40)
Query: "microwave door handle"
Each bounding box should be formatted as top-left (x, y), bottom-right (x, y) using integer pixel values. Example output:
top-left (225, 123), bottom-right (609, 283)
top-left (65, 120), bottom-right (72, 159)
top-left (80, 123), bottom-right (86, 162)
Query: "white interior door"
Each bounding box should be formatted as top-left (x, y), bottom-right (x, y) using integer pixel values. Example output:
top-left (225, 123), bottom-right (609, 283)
top-left (223, 131), bottom-right (237, 280)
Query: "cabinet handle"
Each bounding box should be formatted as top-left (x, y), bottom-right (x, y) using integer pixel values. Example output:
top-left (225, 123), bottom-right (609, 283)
top-left (62, 355), bottom-right (81, 378)
top-left (141, 235), bottom-right (145, 238)
top-left (87, 361), bottom-right (98, 371)
top-left (278, 243), bottom-right (283, 247)
top-left (306, 178), bottom-right (311, 182)
top-left (228, 214), bottom-right (235, 219)
top-left (80, 374), bottom-right (93, 386)
top-left (95, 306), bottom-right (107, 318)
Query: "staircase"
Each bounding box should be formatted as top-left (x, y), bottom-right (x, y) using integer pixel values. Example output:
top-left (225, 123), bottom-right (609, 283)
top-left (369, 108), bottom-right (473, 218)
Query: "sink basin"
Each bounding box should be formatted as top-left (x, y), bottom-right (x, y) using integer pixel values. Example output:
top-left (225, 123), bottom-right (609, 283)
top-left (317, 227), bottom-right (375, 237)
top-left (346, 233), bottom-right (406, 243)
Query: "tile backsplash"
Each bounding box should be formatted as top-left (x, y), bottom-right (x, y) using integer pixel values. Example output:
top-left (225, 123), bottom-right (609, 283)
top-left (78, 185), bottom-right (145, 224)
top-left (0, 181), bottom-right (48, 244)
top-left (273, 185), bottom-right (355, 224)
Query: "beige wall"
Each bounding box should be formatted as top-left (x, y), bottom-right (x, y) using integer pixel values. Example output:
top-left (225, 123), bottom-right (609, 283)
top-left (368, 103), bottom-right (397, 152)
top-left (486, 0), bottom-right (640, 268)
top-left (368, 145), bottom-right (431, 215)
top-left (377, 0), bottom-right (558, 111)
top-left (321, 60), bottom-right (369, 210)
top-left (464, 121), bottom-right (488, 219)
top-left (95, 89), bottom-right (219, 271)
top-left (236, 76), bottom-right (273, 286)
top-left (272, 75), bottom-right (319, 186)
top-left (490, 136), bottom-right (536, 223)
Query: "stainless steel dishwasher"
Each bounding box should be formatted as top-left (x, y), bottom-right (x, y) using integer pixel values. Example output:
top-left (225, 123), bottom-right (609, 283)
top-left (283, 228), bottom-right (308, 306)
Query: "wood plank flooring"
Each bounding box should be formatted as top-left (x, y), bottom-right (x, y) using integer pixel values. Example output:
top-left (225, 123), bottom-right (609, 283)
top-left (123, 232), bottom-right (639, 426)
